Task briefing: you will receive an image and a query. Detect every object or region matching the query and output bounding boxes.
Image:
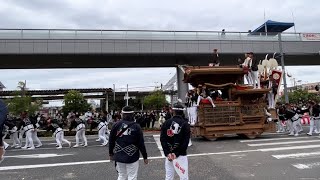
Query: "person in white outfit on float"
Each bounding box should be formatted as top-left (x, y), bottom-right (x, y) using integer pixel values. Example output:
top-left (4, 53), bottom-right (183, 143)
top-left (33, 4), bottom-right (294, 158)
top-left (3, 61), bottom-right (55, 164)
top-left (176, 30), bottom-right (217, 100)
top-left (248, 52), bottom-right (260, 89)
top-left (241, 53), bottom-right (253, 85)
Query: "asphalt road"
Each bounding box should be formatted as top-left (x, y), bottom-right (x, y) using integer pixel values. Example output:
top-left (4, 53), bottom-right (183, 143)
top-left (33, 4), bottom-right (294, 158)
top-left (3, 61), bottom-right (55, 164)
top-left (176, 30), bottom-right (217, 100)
top-left (1, 131), bottom-right (320, 180)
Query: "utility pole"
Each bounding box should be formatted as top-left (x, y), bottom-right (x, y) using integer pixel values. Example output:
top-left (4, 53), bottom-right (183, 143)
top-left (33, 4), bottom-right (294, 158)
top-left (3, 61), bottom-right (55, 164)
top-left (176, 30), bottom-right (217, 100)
top-left (126, 84), bottom-right (129, 106)
top-left (105, 91), bottom-right (109, 112)
top-left (278, 33), bottom-right (289, 103)
top-left (113, 84), bottom-right (115, 101)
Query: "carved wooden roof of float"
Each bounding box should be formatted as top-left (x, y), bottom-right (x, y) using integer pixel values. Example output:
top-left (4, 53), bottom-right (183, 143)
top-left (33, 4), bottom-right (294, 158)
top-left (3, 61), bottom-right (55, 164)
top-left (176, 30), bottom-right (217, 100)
top-left (183, 66), bottom-right (245, 87)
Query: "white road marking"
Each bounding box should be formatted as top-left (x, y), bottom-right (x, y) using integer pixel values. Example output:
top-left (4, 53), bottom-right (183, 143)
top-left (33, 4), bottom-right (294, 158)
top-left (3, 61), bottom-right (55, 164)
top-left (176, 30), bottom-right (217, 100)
top-left (153, 135), bottom-right (165, 157)
top-left (247, 139), bottom-right (320, 147)
top-left (273, 151), bottom-right (320, 159)
top-left (4, 153), bottom-right (73, 159)
top-left (187, 150), bottom-right (259, 157)
top-left (230, 154), bottom-right (247, 157)
top-left (0, 149), bottom-right (260, 171)
top-left (240, 137), bottom-right (313, 143)
top-left (0, 160), bottom-right (111, 171)
top-left (5, 143), bottom-right (320, 171)
top-left (259, 144), bottom-right (320, 152)
top-left (292, 162), bottom-right (320, 169)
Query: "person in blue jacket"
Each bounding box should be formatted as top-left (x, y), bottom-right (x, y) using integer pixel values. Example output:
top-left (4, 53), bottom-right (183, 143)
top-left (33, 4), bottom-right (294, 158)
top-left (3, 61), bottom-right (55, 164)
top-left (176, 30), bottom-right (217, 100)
top-left (109, 106), bottom-right (148, 180)
top-left (160, 102), bottom-right (191, 180)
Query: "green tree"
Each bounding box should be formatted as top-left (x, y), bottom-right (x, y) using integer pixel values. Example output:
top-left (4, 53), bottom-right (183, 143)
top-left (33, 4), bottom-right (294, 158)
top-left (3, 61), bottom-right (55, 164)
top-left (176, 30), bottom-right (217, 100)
top-left (6, 82), bottom-right (42, 116)
top-left (143, 90), bottom-right (168, 110)
top-left (62, 90), bottom-right (91, 115)
top-left (281, 89), bottom-right (320, 104)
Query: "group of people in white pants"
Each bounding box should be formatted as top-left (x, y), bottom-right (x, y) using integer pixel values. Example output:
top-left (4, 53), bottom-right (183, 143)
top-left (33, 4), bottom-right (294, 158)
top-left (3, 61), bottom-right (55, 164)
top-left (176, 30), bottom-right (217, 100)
top-left (3, 124), bottom-right (43, 150)
top-left (277, 102), bottom-right (320, 137)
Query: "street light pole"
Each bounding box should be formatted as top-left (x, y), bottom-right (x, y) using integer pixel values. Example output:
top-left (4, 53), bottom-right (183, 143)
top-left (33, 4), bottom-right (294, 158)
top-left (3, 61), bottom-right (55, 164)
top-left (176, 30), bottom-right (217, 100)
top-left (278, 33), bottom-right (289, 103)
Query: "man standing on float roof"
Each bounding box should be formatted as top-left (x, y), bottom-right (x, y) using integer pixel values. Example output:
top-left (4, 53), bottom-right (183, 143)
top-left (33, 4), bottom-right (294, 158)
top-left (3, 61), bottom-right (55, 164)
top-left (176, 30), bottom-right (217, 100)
top-left (160, 102), bottom-right (190, 180)
top-left (249, 52), bottom-right (260, 89)
top-left (109, 106), bottom-right (148, 180)
top-left (211, 49), bottom-right (220, 66)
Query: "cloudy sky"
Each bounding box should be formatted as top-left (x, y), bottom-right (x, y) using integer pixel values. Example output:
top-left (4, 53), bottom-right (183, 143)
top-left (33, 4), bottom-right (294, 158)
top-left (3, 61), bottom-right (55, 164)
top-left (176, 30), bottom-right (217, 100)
top-left (0, 0), bottom-right (319, 95)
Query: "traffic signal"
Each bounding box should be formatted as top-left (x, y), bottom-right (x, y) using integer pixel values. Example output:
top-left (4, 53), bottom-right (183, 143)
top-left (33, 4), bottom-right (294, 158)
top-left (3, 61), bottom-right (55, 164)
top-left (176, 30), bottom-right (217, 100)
top-left (315, 85), bottom-right (319, 91)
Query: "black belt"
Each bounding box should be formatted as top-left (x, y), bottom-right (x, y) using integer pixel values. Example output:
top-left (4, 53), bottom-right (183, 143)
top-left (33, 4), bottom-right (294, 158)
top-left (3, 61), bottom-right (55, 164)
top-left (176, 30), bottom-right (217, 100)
top-left (54, 130), bottom-right (63, 137)
top-left (98, 124), bottom-right (106, 131)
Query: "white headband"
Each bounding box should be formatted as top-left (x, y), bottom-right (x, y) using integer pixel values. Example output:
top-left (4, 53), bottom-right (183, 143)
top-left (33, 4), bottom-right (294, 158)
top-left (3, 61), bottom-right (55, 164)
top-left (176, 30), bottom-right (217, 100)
top-left (172, 107), bottom-right (186, 111)
top-left (122, 110), bottom-right (134, 114)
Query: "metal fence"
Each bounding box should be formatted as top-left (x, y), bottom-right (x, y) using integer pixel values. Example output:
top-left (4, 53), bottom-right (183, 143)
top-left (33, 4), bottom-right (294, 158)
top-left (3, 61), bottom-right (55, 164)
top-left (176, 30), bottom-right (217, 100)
top-left (0, 29), bottom-right (318, 41)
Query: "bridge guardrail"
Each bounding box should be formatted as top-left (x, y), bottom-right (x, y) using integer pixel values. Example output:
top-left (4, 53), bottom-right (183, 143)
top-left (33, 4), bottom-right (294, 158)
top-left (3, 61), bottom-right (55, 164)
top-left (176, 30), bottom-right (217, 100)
top-left (0, 29), bottom-right (319, 41)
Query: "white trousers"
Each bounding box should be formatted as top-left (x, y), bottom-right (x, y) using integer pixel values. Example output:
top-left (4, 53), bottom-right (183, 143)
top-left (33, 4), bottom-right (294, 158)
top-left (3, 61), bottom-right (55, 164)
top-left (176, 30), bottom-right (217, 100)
top-left (10, 127), bottom-right (20, 147)
top-left (308, 118), bottom-right (320, 135)
top-left (187, 107), bottom-right (197, 125)
top-left (56, 131), bottom-right (70, 148)
top-left (314, 119), bottom-right (320, 133)
top-left (251, 71), bottom-right (260, 89)
top-left (277, 121), bottom-right (285, 132)
top-left (98, 126), bottom-right (108, 145)
top-left (286, 120), bottom-right (292, 132)
top-left (244, 72), bottom-right (253, 85)
top-left (18, 131), bottom-right (24, 147)
top-left (10, 132), bottom-right (20, 147)
top-left (289, 120), bottom-right (300, 135)
top-left (32, 130), bottom-right (42, 146)
top-left (2, 132), bottom-right (8, 149)
top-left (165, 156), bottom-right (189, 180)
top-left (24, 130), bottom-right (34, 148)
top-left (186, 107), bottom-right (191, 121)
top-left (117, 160), bottom-right (139, 180)
top-left (197, 96), bottom-right (215, 108)
top-left (267, 93), bottom-right (275, 108)
top-left (297, 120), bottom-right (303, 132)
top-left (75, 129), bottom-right (87, 146)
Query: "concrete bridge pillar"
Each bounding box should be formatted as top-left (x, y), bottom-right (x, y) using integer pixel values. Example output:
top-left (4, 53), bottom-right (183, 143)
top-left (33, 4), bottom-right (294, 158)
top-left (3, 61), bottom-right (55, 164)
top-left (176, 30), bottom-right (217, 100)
top-left (176, 67), bottom-right (189, 104)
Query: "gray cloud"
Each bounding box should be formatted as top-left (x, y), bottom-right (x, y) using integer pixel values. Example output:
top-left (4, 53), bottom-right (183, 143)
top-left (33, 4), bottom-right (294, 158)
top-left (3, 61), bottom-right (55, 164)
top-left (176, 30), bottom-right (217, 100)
top-left (1, 0), bottom-right (319, 31)
top-left (0, 0), bottom-right (320, 95)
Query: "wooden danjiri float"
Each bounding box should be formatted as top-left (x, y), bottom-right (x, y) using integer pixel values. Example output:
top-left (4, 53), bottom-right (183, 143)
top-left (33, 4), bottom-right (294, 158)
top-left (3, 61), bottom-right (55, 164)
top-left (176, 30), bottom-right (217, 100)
top-left (183, 65), bottom-right (278, 139)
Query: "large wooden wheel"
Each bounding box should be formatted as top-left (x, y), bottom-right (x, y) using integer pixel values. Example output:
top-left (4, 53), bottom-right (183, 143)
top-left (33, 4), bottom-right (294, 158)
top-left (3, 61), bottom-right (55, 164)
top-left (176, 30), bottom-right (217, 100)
top-left (237, 134), bottom-right (247, 139)
top-left (243, 131), bottom-right (262, 139)
top-left (201, 136), bottom-right (218, 141)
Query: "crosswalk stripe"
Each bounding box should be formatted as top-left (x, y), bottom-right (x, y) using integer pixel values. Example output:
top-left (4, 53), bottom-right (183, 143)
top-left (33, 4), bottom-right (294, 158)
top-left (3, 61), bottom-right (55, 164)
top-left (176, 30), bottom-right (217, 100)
top-left (259, 144), bottom-right (320, 152)
top-left (247, 139), bottom-right (320, 147)
top-left (292, 162), bottom-right (320, 169)
top-left (240, 136), bottom-right (314, 143)
top-left (272, 151), bottom-right (320, 159)
top-left (153, 135), bottom-right (165, 157)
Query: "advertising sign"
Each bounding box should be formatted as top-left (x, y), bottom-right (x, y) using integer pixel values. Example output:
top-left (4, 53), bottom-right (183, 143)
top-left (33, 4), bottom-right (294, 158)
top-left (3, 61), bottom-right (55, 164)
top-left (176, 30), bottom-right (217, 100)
top-left (302, 33), bottom-right (320, 41)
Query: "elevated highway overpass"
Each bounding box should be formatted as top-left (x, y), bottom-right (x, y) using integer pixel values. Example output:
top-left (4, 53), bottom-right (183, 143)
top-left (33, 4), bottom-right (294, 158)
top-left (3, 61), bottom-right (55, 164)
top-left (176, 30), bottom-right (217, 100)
top-left (1, 29), bottom-right (319, 103)
top-left (0, 29), bottom-right (320, 69)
